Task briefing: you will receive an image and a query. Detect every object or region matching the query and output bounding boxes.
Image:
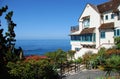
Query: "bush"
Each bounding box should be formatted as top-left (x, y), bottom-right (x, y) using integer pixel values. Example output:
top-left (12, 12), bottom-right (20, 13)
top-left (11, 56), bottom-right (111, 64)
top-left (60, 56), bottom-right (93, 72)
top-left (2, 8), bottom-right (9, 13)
top-left (7, 59), bottom-right (59, 79)
top-left (102, 55), bottom-right (120, 76)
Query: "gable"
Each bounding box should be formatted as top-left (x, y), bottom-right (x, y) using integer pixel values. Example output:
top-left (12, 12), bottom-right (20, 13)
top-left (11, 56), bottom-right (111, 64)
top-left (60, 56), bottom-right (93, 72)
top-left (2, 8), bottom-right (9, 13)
top-left (79, 4), bottom-right (99, 21)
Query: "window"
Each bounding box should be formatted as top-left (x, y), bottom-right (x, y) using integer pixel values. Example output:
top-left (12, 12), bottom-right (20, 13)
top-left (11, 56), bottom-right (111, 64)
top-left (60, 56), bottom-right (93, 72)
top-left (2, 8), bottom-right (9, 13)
top-left (93, 33), bottom-right (96, 42)
top-left (83, 18), bottom-right (90, 28)
top-left (117, 29), bottom-right (120, 36)
top-left (105, 15), bottom-right (108, 20)
top-left (114, 29), bottom-right (120, 36)
top-left (100, 32), bottom-right (105, 38)
top-left (71, 35), bottom-right (81, 41)
top-left (111, 14), bottom-right (114, 19)
top-left (71, 34), bottom-right (95, 42)
top-left (81, 34), bottom-right (93, 42)
top-left (114, 30), bottom-right (116, 36)
top-left (118, 12), bottom-right (120, 20)
top-left (75, 48), bottom-right (80, 51)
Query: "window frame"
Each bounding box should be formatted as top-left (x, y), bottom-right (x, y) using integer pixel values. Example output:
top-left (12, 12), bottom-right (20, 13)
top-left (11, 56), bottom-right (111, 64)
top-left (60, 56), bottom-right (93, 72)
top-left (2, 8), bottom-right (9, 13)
top-left (83, 18), bottom-right (90, 28)
top-left (118, 11), bottom-right (120, 20)
top-left (100, 31), bottom-right (105, 39)
top-left (117, 29), bottom-right (120, 36)
top-left (105, 15), bottom-right (108, 20)
top-left (75, 48), bottom-right (81, 51)
top-left (111, 14), bottom-right (114, 19)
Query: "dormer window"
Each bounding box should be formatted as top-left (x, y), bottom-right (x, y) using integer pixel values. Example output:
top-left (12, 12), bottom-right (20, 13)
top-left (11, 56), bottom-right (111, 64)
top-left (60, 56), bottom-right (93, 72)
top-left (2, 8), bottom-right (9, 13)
top-left (105, 15), bottom-right (108, 20)
top-left (117, 11), bottom-right (120, 20)
top-left (82, 17), bottom-right (90, 28)
top-left (111, 14), bottom-right (114, 19)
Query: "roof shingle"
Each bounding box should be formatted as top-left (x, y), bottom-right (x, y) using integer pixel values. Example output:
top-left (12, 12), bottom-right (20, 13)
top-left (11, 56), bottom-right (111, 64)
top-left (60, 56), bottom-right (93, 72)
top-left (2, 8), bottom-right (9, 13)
top-left (99, 22), bottom-right (114, 29)
top-left (80, 27), bottom-right (95, 34)
top-left (97, 0), bottom-right (120, 13)
top-left (97, 1), bottom-right (114, 13)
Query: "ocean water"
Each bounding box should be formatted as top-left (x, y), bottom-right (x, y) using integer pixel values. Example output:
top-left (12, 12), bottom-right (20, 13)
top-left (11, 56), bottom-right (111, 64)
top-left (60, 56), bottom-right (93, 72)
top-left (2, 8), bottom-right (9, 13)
top-left (15, 39), bottom-right (71, 56)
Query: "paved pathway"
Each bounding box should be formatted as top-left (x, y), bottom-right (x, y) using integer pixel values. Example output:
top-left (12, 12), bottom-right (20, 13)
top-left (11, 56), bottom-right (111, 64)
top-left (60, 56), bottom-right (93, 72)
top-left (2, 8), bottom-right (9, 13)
top-left (63, 69), bottom-right (105, 79)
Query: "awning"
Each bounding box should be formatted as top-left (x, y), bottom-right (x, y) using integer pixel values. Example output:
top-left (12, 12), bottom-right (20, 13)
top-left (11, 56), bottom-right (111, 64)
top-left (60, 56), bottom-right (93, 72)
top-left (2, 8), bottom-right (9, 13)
top-left (99, 22), bottom-right (114, 29)
top-left (81, 16), bottom-right (90, 20)
top-left (80, 27), bottom-right (95, 34)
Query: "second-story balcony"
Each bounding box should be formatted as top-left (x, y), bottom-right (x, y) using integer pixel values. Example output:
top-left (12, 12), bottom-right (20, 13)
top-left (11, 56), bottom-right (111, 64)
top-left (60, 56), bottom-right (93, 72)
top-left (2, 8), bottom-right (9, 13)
top-left (71, 25), bottom-right (79, 33)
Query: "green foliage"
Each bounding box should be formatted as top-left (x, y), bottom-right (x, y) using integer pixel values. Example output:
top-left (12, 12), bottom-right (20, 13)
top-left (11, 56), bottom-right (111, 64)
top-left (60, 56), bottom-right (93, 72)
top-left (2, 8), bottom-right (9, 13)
top-left (82, 51), bottom-right (93, 69)
top-left (67, 50), bottom-right (76, 60)
top-left (115, 37), bottom-right (120, 49)
top-left (98, 47), bottom-right (106, 56)
top-left (97, 47), bottom-right (106, 65)
top-left (77, 57), bottom-right (82, 63)
top-left (0, 5), bottom-right (8, 63)
top-left (73, 57), bottom-right (82, 64)
top-left (103, 55), bottom-right (120, 76)
top-left (7, 59), bottom-right (59, 79)
top-left (0, 5), bottom-right (23, 62)
top-left (45, 49), bottom-right (67, 68)
top-left (106, 55), bottom-right (120, 68)
top-left (0, 5), bottom-right (24, 78)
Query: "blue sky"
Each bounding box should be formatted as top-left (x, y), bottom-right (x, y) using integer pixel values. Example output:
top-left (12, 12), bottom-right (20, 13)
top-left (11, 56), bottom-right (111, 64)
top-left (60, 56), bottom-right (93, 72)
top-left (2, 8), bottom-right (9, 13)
top-left (0, 0), bottom-right (108, 40)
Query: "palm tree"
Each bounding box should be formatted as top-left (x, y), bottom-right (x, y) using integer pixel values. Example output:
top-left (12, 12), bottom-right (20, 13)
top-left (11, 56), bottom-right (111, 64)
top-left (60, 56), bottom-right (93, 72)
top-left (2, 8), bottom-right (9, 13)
top-left (67, 50), bottom-right (76, 61)
top-left (45, 49), bottom-right (67, 67)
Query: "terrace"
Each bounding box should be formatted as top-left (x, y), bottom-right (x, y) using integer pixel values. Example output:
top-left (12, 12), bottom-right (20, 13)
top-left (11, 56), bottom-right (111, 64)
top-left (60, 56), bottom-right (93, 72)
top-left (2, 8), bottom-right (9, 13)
top-left (71, 25), bottom-right (79, 33)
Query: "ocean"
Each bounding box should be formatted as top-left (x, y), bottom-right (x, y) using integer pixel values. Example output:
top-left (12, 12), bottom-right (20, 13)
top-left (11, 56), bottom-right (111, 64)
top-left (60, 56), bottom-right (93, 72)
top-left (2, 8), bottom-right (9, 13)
top-left (15, 39), bottom-right (71, 56)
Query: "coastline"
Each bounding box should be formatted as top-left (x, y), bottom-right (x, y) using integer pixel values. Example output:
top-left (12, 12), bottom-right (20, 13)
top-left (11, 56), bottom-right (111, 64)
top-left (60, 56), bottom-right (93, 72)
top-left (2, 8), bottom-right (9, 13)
top-left (15, 39), bottom-right (71, 56)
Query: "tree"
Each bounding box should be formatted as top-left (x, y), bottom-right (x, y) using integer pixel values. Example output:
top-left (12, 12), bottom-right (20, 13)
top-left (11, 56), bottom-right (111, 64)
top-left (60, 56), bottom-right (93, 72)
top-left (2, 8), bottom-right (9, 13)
top-left (0, 5), bottom-right (23, 79)
top-left (103, 55), bottom-right (120, 76)
top-left (0, 5), bottom-right (8, 64)
top-left (114, 37), bottom-right (120, 49)
top-left (67, 50), bottom-right (76, 61)
top-left (97, 47), bottom-right (106, 65)
top-left (0, 6), bottom-right (10, 79)
top-left (82, 51), bottom-right (93, 69)
top-left (45, 49), bottom-right (67, 67)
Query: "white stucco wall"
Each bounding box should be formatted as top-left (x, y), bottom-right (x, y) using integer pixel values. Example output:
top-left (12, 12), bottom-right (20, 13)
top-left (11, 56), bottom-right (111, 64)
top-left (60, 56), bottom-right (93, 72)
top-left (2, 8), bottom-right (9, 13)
top-left (78, 4), bottom-right (101, 49)
top-left (79, 21), bottom-right (83, 32)
top-left (103, 11), bottom-right (115, 23)
top-left (100, 29), bottom-right (114, 45)
top-left (118, 5), bottom-right (120, 10)
top-left (79, 4), bottom-right (101, 29)
top-left (74, 48), bottom-right (98, 59)
top-left (95, 28), bottom-right (100, 48)
top-left (114, 5), bottom-right (120, 28)
top-left (70, 41), bottom-right (82, 50)
top-left (99, 44), bottom-right (114, 49)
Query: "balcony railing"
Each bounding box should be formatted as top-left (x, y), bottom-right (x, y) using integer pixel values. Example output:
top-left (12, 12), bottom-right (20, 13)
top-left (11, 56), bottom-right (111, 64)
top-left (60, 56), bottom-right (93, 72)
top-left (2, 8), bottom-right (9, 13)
top-left (71, 25), bottom-right (79, 33)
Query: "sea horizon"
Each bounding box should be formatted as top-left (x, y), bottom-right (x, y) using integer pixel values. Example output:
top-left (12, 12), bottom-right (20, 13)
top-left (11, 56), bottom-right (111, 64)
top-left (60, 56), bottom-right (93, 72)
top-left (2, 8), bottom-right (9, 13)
top-left (15, 39), bottom-right (71, 56)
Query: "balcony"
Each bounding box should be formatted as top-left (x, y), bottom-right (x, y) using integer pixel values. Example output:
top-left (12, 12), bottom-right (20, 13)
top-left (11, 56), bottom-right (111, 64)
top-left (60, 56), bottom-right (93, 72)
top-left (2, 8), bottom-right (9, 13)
top-left (71, 25), bottom-right (79, 33)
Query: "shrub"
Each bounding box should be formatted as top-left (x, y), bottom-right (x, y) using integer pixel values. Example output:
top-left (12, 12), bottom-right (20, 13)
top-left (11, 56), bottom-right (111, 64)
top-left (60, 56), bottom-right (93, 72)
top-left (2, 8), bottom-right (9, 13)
top-left (7, 59), bottom-right (59, 79)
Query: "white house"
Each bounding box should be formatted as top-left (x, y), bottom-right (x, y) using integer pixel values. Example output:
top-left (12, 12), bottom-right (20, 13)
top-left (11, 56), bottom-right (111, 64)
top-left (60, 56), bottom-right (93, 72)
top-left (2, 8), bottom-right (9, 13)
top-left (70, 0), bottom-right (120, 59)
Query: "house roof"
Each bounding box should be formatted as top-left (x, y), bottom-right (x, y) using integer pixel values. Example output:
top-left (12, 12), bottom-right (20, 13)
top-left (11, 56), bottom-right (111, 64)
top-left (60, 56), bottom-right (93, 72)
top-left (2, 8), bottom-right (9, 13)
top-left (97, 1), bottom-right (114, 13)
top-left (82, 15), bottom-right (90, 19)
top-left (112, 0), bottom-right (120, 12)
top-left (80, 27), bottom-right (95, 34)
top-left (99, 22), bottom-right (114, 29)
top-left (89, 4), bottom-right (99, 13)
top-left (97, 0), bottom-right (120, 13)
